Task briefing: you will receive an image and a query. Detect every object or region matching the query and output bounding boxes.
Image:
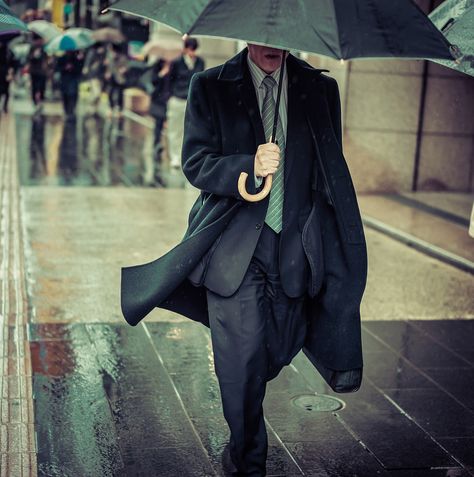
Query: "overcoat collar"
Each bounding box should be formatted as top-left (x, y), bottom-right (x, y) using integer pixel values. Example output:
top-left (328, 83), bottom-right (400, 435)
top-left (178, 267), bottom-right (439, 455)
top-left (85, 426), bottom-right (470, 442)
top-left (217, 48), bottom-right (328, 83)
top-left (217, 48), bottom-right (330, 185)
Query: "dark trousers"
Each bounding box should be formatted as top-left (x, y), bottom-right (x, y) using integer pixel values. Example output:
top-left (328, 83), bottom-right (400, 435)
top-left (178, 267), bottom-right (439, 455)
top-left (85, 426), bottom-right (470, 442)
top-left (62, 92), bottom-right (78, 115)
top-left (31, 75), bottom-right (46, 105)
top-left (109, 83), bottom-right (124, 110)
top-left (207, 225), bottom-right (307, 476)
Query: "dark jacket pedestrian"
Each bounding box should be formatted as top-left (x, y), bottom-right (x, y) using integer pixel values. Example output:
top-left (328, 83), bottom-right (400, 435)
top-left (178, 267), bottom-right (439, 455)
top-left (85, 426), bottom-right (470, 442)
top-left (105, 44), bottom-right (128, 115)
top-left (149, 58), bottom-right (170, 157)
top-left (121, 47), bottom-right (367, 476)
top-left (57, 51), bottom-right (84, 116)
top-left (166, 37), bottom-right (205, 168)
top-left (26, 38), bottom-right (49, 107)
top-left (0, 43), bottom-right (15, 113)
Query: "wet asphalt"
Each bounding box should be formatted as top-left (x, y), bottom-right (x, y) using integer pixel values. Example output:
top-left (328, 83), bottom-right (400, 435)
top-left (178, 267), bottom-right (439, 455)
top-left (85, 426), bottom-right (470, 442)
top-left (3, 102), bottom-right (474, 476)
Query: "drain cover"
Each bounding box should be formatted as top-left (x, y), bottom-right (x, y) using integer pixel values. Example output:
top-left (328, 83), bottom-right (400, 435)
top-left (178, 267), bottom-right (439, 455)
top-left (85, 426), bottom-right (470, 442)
top-left (292, 394), bottom-right (345, 412)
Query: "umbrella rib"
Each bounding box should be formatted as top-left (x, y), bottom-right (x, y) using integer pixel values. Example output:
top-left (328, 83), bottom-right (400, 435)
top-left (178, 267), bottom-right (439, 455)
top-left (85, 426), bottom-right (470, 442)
top-left (186, 0), bottom-right (218, 35)
top-left (309, 24), bottom-right (340, 58)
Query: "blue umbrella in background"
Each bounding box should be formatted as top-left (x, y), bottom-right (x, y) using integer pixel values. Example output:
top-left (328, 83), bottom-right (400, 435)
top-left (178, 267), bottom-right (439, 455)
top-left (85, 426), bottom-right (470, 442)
top-left (429, 0), bottom-right (474, 77)
top-left (45, 28), bottom-right (95, 53)
top-left (0, 0), bottom-right (27, 34)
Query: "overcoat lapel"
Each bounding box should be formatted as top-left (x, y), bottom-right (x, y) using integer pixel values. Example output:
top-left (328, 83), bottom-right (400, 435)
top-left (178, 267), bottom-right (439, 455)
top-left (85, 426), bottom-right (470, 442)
top-left (238, 68), bottom-right (266, 147)
top-left (284, 65), bottom-right (309, 188)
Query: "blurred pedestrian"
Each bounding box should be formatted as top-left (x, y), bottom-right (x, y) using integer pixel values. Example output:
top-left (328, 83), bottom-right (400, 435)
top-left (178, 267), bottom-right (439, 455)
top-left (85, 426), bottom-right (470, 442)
top-left (26, 35), bottom-right (49, 111)
top-left (0, 43), bottom-right (15, 113)
top-left (149, 57), bottom-right (171, 184)
top-left (82, 42), bottom-right (108, 114)
top-left (166, 37), bottom-right (204, 169)
top-left (57, 50), bottom-right (84, 117)
top-left (105, 43), bottom-right (128, 118)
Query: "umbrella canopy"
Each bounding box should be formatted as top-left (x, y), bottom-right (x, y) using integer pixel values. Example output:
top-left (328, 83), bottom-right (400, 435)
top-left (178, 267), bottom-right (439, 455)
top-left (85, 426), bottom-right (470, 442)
top-left (45, 28), bottom-right (95, 53)
top-left (110, 0), bottom-right (455, 61)
top-left (28, 20), bottom-right (62, 43)
top-left (0, 0), bottom-right (27, 33)
top-left (141, 38), bottom-right (182, 61)
top-left (92, 27), bottom-right (126, 44)
top-left (429, 0), bottom-right (474, 77)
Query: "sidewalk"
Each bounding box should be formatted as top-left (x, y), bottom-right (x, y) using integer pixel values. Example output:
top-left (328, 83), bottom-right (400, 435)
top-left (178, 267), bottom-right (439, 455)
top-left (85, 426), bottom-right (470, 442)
top-left (1, 105), bottom-right (474, 476)
top-left (359, 193), bottom-right (474, 274)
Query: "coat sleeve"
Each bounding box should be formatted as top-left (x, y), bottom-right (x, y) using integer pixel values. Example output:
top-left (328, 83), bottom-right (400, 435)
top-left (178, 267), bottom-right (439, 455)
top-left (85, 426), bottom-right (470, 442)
top-left (182, 73), bottom-right (257, 199)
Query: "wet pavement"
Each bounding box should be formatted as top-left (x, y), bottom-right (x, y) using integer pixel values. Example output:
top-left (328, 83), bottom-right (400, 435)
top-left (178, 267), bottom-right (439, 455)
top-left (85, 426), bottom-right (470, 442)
top-left (1, 101), bottom-right (474, 476)
top-left (28, 320), bottom-right (474, 476)
top-left (13, 99), bottom-right (188, 189)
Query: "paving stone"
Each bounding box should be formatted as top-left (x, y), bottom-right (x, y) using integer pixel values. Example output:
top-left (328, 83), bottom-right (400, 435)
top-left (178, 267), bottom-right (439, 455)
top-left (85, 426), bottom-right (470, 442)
top-left (339, 410), bottom-right (457, 469)
top-left (0, 424), bottom-right (35, 453)
top-left (28, 323), bottom-right (91, 342)
top-left (385, 388), bottom-right (474, 437)
top-left (386, 469), bottom-right (472, 476)
top-left (411, 320), bottom-right (474, 359)
top-left (422, 368), bottom-right (474, 410)
top-left (437, 437), bottom-right (474, 467)
top-left (364, 322), bottom-right (468, 368)
top-left (340, 381), bottom-right (403, 414)
top-left (285, 440), bottom-right (388, 477)
top-left (363, 351), bottom-right (437, 389)
top-left (117, 446), bottom-right (215, 477)
top-left (0, 452), bottom-right (37, 477)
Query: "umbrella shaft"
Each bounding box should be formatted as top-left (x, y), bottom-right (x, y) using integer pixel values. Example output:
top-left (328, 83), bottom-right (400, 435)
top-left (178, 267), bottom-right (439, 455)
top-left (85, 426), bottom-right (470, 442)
top-left (271, 54), bottom-right (286, 143)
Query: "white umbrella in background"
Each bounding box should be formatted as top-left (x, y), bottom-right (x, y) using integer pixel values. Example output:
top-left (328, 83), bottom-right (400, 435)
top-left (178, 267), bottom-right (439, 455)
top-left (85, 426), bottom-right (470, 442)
top-left (141, 38), bottom-right (182, 62)
top-left (45, 28), bottom-right (95, 53)
top-left (92, 27), bottom-right (125, 44)
top-left (429, 0), bottom-right (474, 76)
top-left (28, 20), bottom-right (62, 43)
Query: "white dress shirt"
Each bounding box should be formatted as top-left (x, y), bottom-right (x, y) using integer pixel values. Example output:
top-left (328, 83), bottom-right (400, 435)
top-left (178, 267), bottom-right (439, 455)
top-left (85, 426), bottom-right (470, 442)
top-left (247, 54), bottom-right (288, 186)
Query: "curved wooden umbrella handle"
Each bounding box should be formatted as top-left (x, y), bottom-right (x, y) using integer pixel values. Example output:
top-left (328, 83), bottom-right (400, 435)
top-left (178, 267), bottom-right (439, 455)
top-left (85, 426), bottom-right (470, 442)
top-left (238, 172), bottom-right (273, 202)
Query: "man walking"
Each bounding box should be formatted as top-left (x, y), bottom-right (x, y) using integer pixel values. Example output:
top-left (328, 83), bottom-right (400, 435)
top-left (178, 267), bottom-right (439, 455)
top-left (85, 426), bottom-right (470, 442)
top-left (121, 44), bottom-right (367, 476)
top-left (166, 37), bottom-right (204, 169)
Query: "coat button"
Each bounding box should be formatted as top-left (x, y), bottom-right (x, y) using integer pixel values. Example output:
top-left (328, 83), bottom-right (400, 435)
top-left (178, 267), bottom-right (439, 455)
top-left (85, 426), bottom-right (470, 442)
top-left (255, 223), bottom-right (262, 230)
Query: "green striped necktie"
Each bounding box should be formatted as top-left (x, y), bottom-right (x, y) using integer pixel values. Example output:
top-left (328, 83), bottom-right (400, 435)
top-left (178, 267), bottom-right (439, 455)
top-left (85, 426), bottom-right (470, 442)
top-left (261, 75), bottom-right (284, 233)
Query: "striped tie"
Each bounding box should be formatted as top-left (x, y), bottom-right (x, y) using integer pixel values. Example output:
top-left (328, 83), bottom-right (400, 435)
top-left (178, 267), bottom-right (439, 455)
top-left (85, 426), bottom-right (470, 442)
top-left (262, 75), bottom-right (284, 233)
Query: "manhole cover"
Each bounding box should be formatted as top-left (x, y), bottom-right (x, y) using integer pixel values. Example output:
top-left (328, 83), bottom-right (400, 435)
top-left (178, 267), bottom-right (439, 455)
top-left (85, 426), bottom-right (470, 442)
top-left (291, 394), bottom-right (345, 412)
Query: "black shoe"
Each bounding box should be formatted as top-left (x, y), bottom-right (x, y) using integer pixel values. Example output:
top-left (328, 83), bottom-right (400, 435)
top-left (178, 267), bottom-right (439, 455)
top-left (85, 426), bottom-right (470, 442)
top-left (221, 443), bottom-right (239, 476)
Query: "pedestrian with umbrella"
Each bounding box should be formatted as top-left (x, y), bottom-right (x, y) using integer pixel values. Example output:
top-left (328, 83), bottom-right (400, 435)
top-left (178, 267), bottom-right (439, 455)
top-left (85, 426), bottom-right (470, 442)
top-left (26, 34), bottom-right (50, 111)
top-left (105, 42), bottom-right (129, 118)
top-left (82, 41), bottom-right (109, 114)
top-left (112, 1), bottom-right (456, 475)
top-left (56, 49), bottom-right (84, 117)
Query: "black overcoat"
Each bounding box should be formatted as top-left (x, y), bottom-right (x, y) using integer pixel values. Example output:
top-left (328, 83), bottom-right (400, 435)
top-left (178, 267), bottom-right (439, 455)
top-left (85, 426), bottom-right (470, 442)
top-left (121, 50), bottom-right (368, 393)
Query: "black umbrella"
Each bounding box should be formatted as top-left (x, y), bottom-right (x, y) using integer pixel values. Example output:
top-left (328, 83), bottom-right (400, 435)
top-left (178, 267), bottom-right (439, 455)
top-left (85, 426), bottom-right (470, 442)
top-left (108, 0), bottom-right (457, 201)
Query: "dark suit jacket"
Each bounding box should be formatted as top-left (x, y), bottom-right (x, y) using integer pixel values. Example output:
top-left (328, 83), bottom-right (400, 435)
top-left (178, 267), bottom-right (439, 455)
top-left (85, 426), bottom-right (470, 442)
top-left (169, 55), bottom-right (205, 100)
top-left (120, 49), bottom-right (368, 393)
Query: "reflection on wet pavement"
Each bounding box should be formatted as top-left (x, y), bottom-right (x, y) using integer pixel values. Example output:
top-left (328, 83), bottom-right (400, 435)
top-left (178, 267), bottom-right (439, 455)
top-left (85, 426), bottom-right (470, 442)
top-left (15, 111), bottom-right (187, 188)
top-left (28, 320), bottom-right (474, 476)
